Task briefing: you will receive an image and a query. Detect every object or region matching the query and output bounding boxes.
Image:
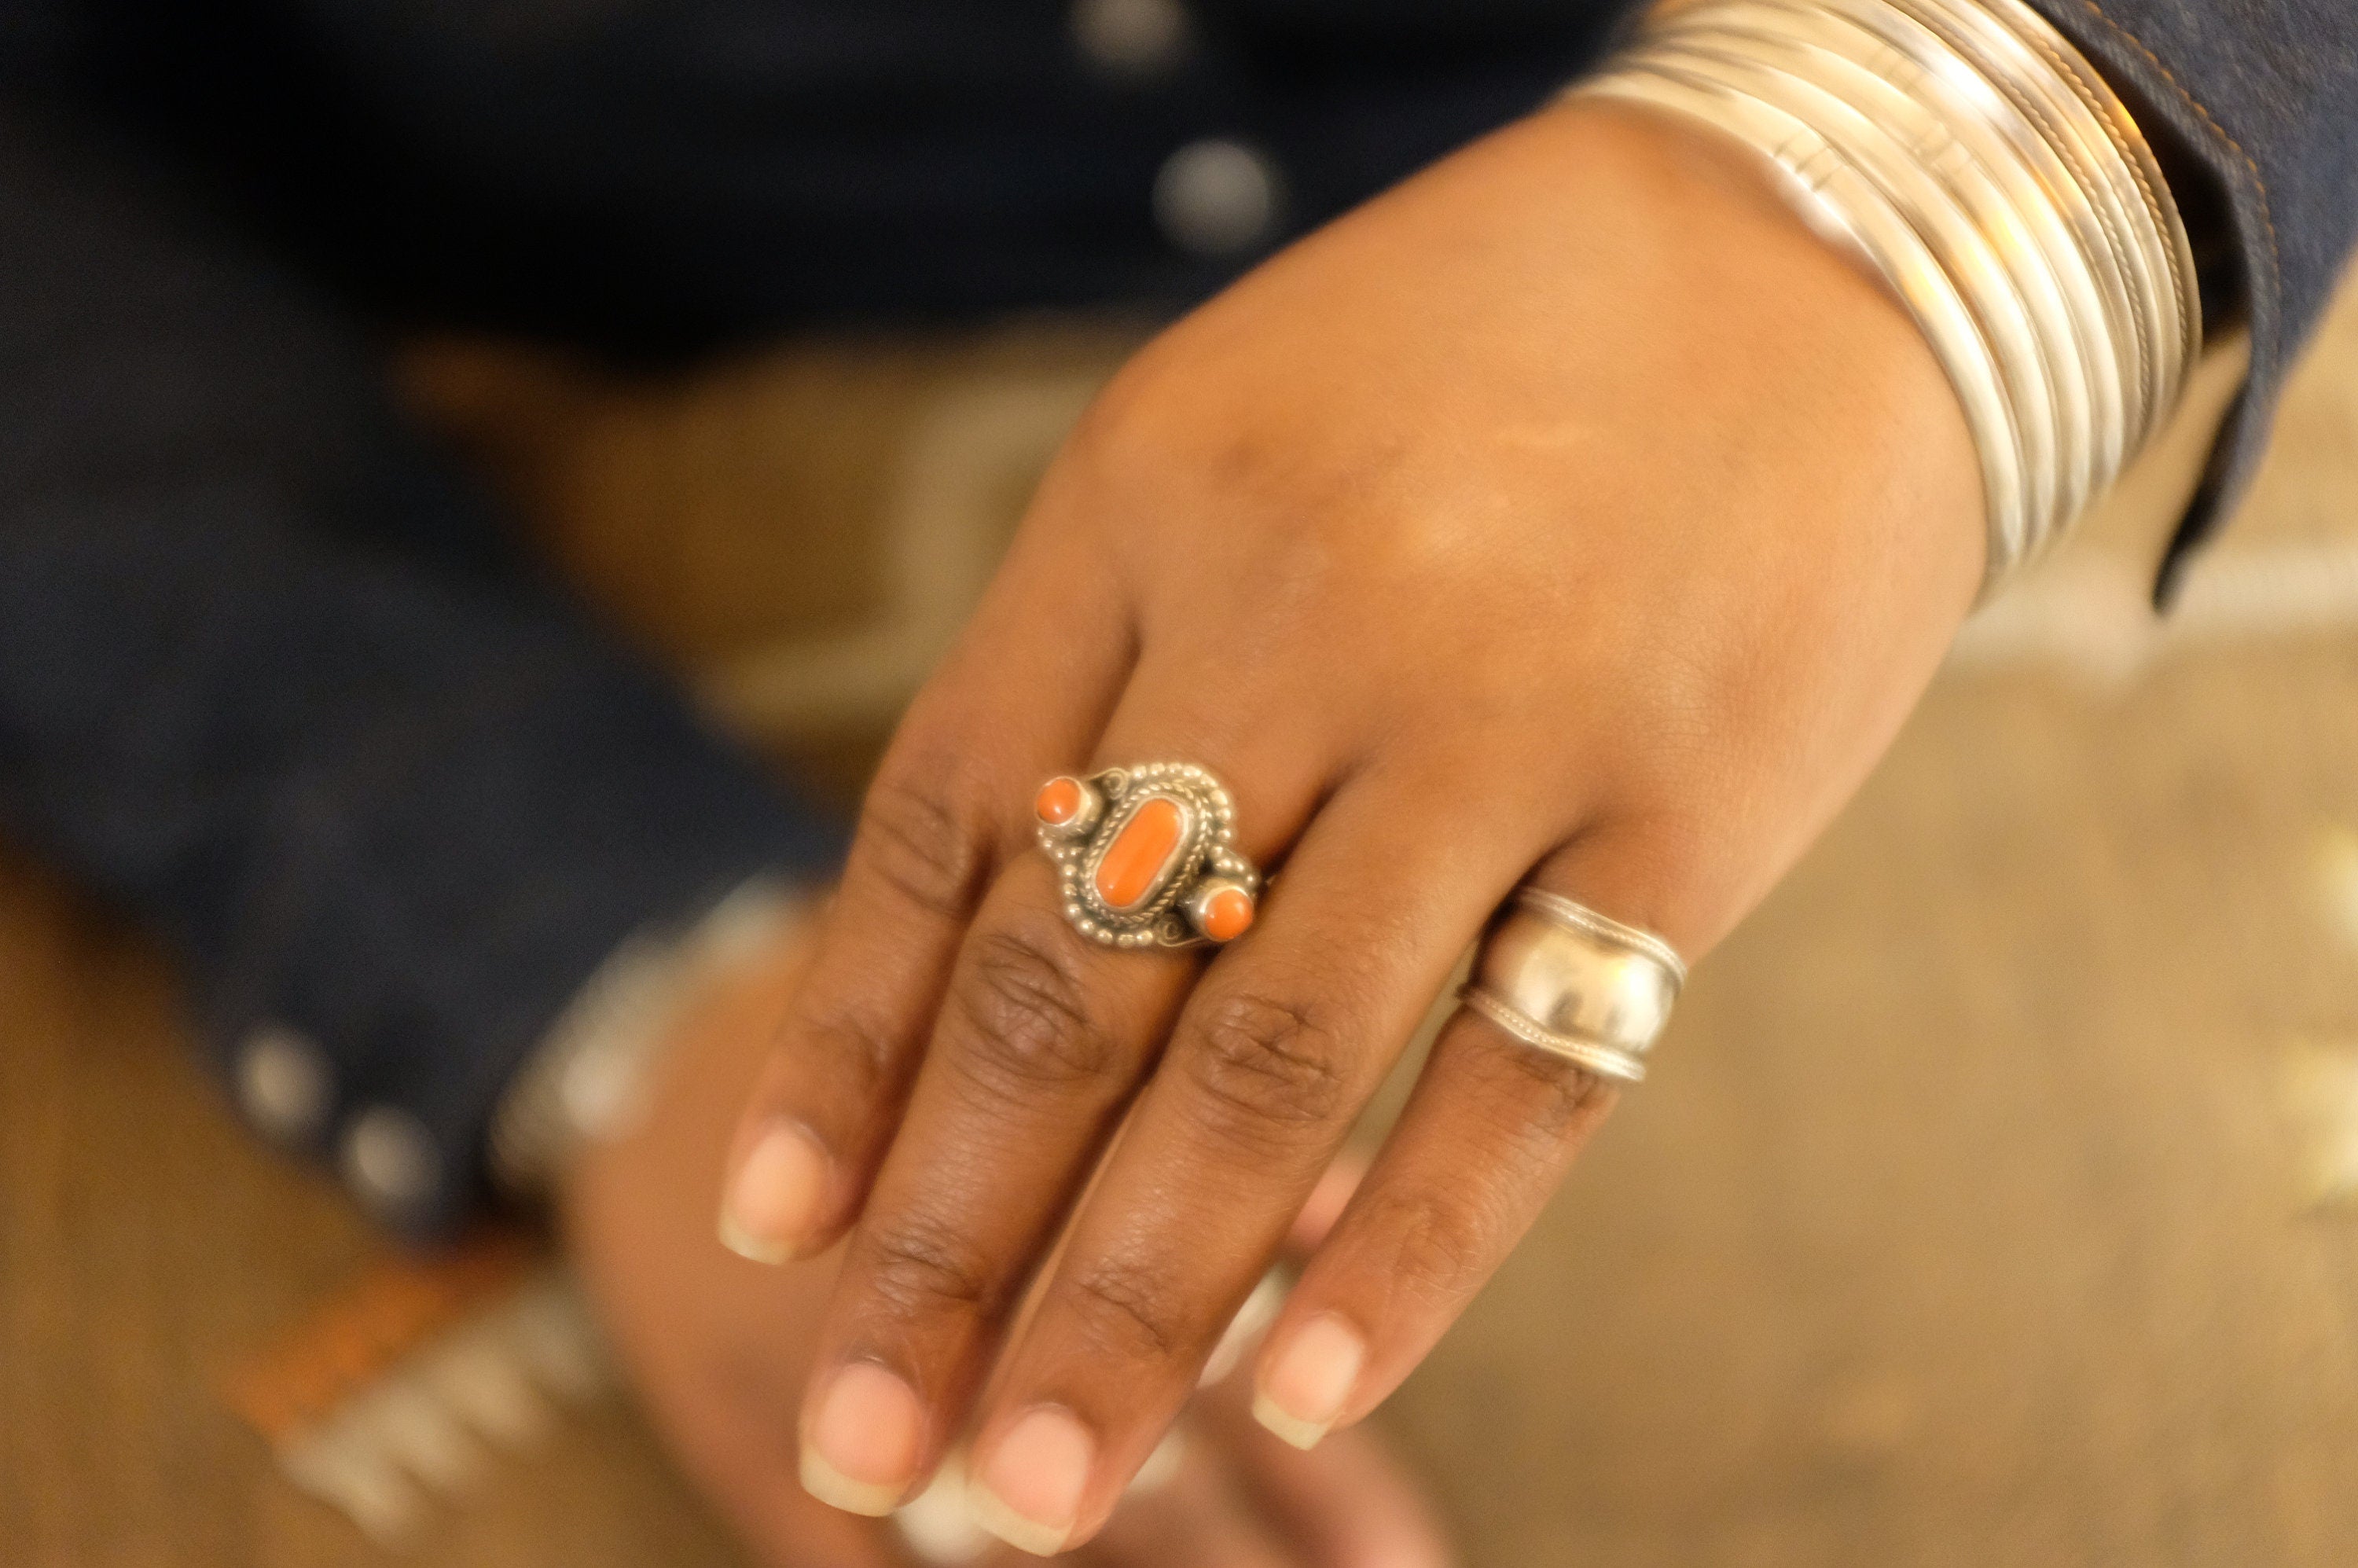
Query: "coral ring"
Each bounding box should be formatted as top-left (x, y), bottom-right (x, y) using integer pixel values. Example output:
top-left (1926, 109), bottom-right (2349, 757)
top-left (1034, 763), bottom-right (1262, 949)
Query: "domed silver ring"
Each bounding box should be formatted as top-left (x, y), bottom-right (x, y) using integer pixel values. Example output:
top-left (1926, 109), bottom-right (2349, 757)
top-left (1459, 888), bottom-right (1685, 1084)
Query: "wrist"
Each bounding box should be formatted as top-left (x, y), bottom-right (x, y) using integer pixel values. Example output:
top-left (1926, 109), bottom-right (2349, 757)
top-left (1519, 92), bottom-right (1988, 594)
top-left (1570, 0), bottom-right (2201, 595)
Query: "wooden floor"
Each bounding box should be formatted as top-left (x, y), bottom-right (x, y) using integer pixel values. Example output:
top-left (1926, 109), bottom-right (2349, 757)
top-left (6, 281), bottom-right (2358, 1564)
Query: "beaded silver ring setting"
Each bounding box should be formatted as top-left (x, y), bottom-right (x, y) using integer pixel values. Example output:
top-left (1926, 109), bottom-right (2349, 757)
top-left (1034, 762), bottom-right (1262, 949)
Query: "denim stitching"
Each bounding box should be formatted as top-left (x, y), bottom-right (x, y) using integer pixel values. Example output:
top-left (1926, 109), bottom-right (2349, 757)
top-left (2071, 0), bottom-right (2283, 358)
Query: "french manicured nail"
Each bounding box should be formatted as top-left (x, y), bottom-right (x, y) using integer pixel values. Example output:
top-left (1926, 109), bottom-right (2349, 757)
top-left (801, 1361), bottom-right (926, 1516)
top-left (966, 1405), bottom-right (1094, 1556)
top-left (718, 1120), bottom-right (827, 1264)
top-left (1253, 1313), bottom-right (1365, 1449)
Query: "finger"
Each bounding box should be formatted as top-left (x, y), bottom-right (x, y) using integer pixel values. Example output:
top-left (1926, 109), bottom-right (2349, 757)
top-left (1075, 1428), bottom-right (1303, 1568)
top-left (634, 1269), bottom-right (909, 1568)
top-left (796, 661), bottom-right (1335, 1520)
top-left (1196, 1376), bottom-right (1455, 1568)
top-left (1189, 1231), bottom-right (1456, 1568)
top-left (719, 528), bottom-right (1133, 1266)
top-left (738, 1452), bottom-right (917, 1568)
top-left (905, 1165), bottom-right (1373, 1568)
top-left (962, 769), bottom-right (1535, 1554)
top-left (1287, 1157), bottom-right (1364, 1258)
top-left (1248, 823), bottom-right (1692, 1452)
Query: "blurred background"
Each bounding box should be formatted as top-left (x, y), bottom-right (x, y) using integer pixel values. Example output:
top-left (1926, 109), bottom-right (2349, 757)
top-left (6, 243), bottom-right (2358, 1565)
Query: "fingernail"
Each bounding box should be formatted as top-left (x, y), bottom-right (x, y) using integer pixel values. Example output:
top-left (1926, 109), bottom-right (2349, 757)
top-left (718, 1120), bottom-right (828, 1264)
top-left (965, 1405), bottom-right (1094, 1557)
top-left (800, 1361), bottom-right (925, 1516)
top-left (1253, 1313), bottom-right (1365, 1449)
top-left (890, 1446), bottom-right (994, 1564)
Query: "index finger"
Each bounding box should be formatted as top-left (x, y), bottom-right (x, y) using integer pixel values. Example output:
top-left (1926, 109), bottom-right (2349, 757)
top-left (718, 527), bottom-right (1133, 1265)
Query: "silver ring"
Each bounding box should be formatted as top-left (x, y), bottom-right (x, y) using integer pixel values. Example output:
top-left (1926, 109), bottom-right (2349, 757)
top-left (1459, 889), bottom-right (1686, 1084)
top-left (1036, 762), bottom-right (1262, 949)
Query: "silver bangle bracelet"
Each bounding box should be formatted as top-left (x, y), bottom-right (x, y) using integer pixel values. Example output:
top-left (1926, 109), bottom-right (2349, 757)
top-left (1647, 32), bottom-right (2066, 542)
top-left (1967, 0), bottom-right (2199, 374)
top-left (1666, 2), bottom-right (2103, 529)
top-left (1581, 65), bottom-right (2035, 575)
top-left (1892, 0), bottom-right (2163, 391)
top-left (1887, 0), bottom-right (2195, 428)
top-left (1753, 0), bottom-right (2128, 490)
top-left (1800, 0), bottom-right (2150, 459)
top-left (1570, 0), bottom-right (2198, 591)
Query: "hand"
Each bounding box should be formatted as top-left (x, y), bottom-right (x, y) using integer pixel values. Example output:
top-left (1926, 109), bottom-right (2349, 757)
top-left (564, 911), bottom-right (1449, 1568)
top-left (560, 917), bottom-right (898, 1567)
top-left (720, 99), bottom-right (1985, 1554)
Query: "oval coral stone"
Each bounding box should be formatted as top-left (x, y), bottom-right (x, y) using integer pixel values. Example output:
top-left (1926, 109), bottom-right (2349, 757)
top-left (1201, 887), bottom-right (1255, 942)
top-left (1035, 777), bottom-right (1086, 826)
top-left (1094, 796), bottom-right (1188, 911)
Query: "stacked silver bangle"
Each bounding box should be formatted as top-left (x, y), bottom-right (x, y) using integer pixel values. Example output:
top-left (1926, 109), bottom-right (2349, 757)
top-left (1574, 0), bottom-right (2200, 594)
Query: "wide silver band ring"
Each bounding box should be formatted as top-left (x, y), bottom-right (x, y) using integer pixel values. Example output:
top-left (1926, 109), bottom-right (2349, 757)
top-left (1035, 762), bottom-right (1262, 949)
top-left (1459, 889), bottom-right (1686, 1085)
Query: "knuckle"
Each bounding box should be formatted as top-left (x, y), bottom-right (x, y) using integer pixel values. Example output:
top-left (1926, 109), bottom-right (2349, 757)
top-left (1059, 1254), bottom-right (1194, 1364)
top-left (854, 763), bottom-right (992, 922)
top-left (858, 1210), bottom-right (1001, 1323)
top-left (950, 920), bottom-right (1122, 1091)
top-left (1473, 1028), bottom-right (1611, 1151)
top-left (1181, 990), bottom-right (1351, 1151)
top-left (1364, 1185), bottom-right (1493, 1310)
top-left (784, 997), bottom-right (900, 1099)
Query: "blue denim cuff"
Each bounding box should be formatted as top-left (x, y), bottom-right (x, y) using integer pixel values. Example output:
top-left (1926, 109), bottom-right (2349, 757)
top-left (2026, 0), bottom-right (2358, 595)
top-left (200, 644), bottom-right (844, 1238)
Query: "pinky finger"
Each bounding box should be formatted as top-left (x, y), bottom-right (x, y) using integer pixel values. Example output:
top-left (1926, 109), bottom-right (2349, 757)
top-left (1243, 1003), bottom-right (1622, 1450)
top-left (1068, 1434), bottom-right (1302, 1568)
